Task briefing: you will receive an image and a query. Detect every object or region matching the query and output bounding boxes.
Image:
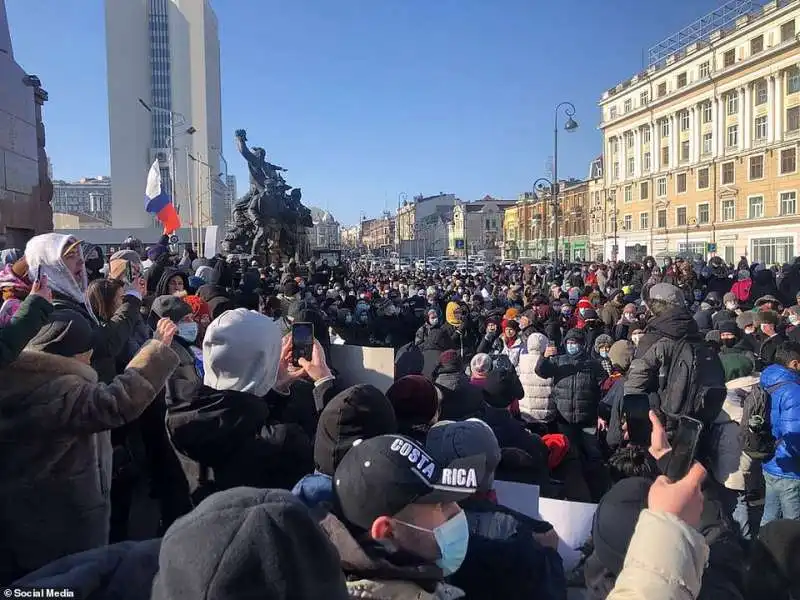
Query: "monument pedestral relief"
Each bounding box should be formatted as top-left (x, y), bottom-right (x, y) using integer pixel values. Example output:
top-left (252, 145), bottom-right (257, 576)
top-left (0, 0), bottom-right (53, 250)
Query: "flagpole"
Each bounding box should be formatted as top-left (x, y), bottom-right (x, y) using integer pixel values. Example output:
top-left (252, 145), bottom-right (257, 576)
top-left (186, 147), bottom-right (194, 251)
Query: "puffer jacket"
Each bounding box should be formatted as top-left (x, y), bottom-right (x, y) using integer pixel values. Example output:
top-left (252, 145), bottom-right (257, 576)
top-left (708, 376), bottom-right (759, 492)
top-left (762, 364), bottom-right (800, 480)
top-left (535, 345), bottom-right (606, 427)
top-left (0, 341), bottom-right (179, 583)
top-left (517, 333), bottom-right (555, 423)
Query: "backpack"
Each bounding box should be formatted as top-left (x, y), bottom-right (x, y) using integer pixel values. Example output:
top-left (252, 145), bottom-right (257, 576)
top-left (739, 382), bottom-right (786, 461)
top-left (662, 336), bottom-right (727, 427)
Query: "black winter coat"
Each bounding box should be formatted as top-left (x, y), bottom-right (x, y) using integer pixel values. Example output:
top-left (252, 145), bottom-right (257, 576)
top-left (166, 386), bottom-right (313, 502)
top-left (535, 352), bottom-right (606, 427)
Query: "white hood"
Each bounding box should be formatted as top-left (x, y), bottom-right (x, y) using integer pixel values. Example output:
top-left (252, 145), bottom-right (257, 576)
top-left (203, 308), bottom-right (283, 397)
top-left (25, 233), bottom-right (96, 323)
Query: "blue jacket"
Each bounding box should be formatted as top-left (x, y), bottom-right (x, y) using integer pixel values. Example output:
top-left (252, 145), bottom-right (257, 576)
top-left (762, 364), bottom-right (800, 479)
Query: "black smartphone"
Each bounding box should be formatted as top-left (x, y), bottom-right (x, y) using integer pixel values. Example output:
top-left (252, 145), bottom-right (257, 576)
top-left (665, 416), bottom-right (704, 482)
top-left (291, 322), bottom-right (314, 367)
top-left (36, 265), bottom-right (42, 282)
top-left (622, 394), bottom-right (651, 446)
top-left (125, 262), bottom-right (133, 283)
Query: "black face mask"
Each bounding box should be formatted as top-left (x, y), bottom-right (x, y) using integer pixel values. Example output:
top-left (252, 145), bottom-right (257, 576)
top-left (722, 338), bottom-right (736, 348)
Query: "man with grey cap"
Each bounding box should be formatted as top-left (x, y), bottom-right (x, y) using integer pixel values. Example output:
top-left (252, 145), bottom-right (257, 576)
top-left (626, 282), bottom-right (726, 434)
top-left (426, 419), bottom-right (566, 600)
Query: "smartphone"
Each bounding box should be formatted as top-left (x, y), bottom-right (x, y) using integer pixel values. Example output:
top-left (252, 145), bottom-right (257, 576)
top-left (291, 322), bottom-right (314, 367)
top-left (35, 265), bottom-right (42, 282)
top-left (664, 416), bottom-right (704, 482)
top-left (125, 262), bottom-right (133, 284)
top-left (623, 394), bottom-right (652, 446)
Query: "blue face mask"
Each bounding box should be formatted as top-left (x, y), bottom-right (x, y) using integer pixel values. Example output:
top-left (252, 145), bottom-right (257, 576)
top-left (397, 510), bottom-right (469, 576)
top-left (177, 321), bottom-right (198, 343)
top-left (599, 350), bottom-right (609, 359)
top-left (566, 343), bottom-right (581, 355)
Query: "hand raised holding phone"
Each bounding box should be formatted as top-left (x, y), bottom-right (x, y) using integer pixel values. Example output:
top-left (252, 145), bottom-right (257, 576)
top-left (30, 273), bottom-right (53, 303)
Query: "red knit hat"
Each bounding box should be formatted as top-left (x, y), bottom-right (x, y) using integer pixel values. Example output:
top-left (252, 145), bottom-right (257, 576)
top-left (386, 375), bottom-right (439, 424)
top-left (183, 295), bottom-right (211, 324)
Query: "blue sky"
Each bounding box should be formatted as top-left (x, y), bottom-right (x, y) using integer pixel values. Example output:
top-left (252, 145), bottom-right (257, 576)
top-left (7, 0), bottom-right (732, 225)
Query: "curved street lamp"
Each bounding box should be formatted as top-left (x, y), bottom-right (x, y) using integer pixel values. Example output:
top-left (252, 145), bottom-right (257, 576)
top-left (550, 101), bottom-right (578, 264)
top-left (532, 177), bottom-right (554, 259)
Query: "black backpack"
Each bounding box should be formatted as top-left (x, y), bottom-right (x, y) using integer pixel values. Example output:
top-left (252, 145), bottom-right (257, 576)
top-left (662, 336), bottom-right (727, 426)
top-left (740, 382), bottom-right (786, 461)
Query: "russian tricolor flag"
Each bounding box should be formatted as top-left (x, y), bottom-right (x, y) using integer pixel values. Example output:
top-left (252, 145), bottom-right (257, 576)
top-left (144, 159), bottom-right (181, 234)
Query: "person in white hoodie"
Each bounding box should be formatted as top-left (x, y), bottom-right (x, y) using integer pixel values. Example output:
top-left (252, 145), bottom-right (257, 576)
top-left (517, 332), bottom-right (555, 429)
top-left (709, 372), bottom-right (761, 540)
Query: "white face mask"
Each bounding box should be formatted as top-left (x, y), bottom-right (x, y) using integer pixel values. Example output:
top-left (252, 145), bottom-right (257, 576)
top-left (725, 302), bottom-right (737, 310)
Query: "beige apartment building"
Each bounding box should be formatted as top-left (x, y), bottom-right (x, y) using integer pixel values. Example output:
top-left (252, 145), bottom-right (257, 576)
top-left (600, 0), bottom-right (800, 265)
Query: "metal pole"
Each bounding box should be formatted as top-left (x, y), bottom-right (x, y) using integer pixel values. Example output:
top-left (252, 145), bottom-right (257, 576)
top-left (185, 147), bottom-right (194, 250)
top-left (464, 209), bottom-right (469, 264)
top-left (613, 196), bottom-right (618, 262)
top-left (553, 115), bottom-right (559, 265)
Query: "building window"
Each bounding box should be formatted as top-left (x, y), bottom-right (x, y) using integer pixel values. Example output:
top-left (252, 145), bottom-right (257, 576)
top-left (699, 61), bottom-right (710, 79)
top-left (781, 147), bottom-right (797, 174)
top-left (698, 167), bottom-right (709, 189)
top-left (627, 157), bottom-right (635, 175)
top-left (681, 140), bottom-right (690, 162)
top-left (643, 152), bottom-right (651, 172)
top-left (722, 50), bottom-right (736, 67)
top-left (750, 35), bottom-right (764, 55)
top-left (613, 161), bottom-right (620, 180)
top-left (676, 173), bottom-right (687, 193)
top-left (749, 155), bottom-right (764, 180)
top-left (727, 91), bottom-right (739, 115)
top-left (609, 106), bottom-right (618, 119)
top-left (702, 132), bottom-right (713, 155)
top-left (626, 133), bottom-right (634, 148)
top-left (787, 106), bottom-right (800, 132)
top-left (723, 49), bottom-right (736, 68)
top-left (661, 146), bottom-right (669, 167)
top-left (623, 214), bottom-right (632, 230)
top-left (755, 80), bottom-right (768, 105)
top-left (658, 82), bottom-right (667, 97)
top-left (624, 186), bottom-right (632, 203)
top-left (752, 237), bottom-right (795, 265)
top-left (624, 99), bottom-right (632, 113)
top-left (640, 181), bottom-right (649, 200)
top-left (610, 138), bottom-right (619, 154)
top-left (640, 90), bottom-right (649, 106)
top-left (727, 124), bottom-right (738, 148)
top-left (640, 212), bottom-right (649, 230)
top-left (660, 120), bottom-right (670, 138)
top-left (676, 206), bottom-right (687, 226)
top-left (781, 19), bottom-right (796, 42)
top-left (749, 195), bottom-right (764, 219)
top-left (657, 209), bottom-right (667, 228)
top-left (702, 101), bottom-right (713, 123)
top-left (698, 203), bottom-right (710, 224)
top-left (780, 191), bottom-right (797, 215)
top-left (755, 115), bottom-right (768, 140)
top-left (642, 127), bottom-right (651, 144)
top-left (680, 111), bottom-right (690, 131)
top-left (722, 161), bottom-right (735, 184)
top-left (657, 177), bottom-right (667, 197)
top-left (677, 72), bottom-right (687, 88)
top-left (788, 67), bottom-right (800, 94)
top-left (721, 199), bottom-right (736, 221)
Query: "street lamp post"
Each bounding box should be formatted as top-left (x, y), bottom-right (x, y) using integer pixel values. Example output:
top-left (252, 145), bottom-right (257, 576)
top-left (532, 177), bottom-right (555, 260)
top-left (552, 101), bottom-right (579, 264)
top-left (685, 217), bottom-right (698, 254)
top-left (609, 195), bottom-right (619, 262)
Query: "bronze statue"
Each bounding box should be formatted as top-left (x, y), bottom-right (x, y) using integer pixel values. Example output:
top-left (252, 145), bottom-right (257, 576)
top-left (224, 129), bottom-right (311, 263)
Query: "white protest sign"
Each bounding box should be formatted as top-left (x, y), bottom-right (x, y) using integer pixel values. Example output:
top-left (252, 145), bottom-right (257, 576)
top-left (537, 497), bottom-right (597, 572)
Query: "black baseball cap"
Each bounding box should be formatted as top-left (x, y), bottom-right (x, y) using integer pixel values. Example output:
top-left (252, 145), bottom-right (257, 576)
top-left (334, 434), bottom-right (485, 531)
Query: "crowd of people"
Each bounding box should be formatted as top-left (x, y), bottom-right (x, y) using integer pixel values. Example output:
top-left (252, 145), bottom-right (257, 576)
top-left (1, 232), bottom-right (800, 599)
